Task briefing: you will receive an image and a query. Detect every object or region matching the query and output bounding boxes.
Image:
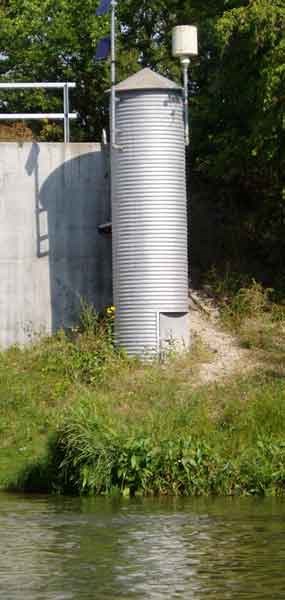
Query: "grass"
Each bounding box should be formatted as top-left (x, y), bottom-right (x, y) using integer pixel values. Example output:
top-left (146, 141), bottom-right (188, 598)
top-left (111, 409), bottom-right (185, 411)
top-left (49, 372), bottom-right (285, 496)
top-left (205, 275), bottom-right (285, 366)
top-left (0, 290), bottom-right (284, 496)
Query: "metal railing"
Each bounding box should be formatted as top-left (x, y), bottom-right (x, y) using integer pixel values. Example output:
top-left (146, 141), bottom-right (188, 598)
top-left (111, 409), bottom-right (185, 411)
top-left (0, 82), bottom-right (77, 142)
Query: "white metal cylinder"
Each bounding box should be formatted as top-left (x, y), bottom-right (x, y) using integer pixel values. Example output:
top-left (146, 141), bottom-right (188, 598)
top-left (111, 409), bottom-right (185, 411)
top-left (172, 26), bottom-right (198, 58)
top-left (111, 69), bottom-right (189, 358)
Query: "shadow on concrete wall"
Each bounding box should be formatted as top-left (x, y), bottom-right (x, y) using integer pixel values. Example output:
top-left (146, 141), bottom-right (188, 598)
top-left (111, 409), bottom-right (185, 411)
top-left (25, 142), bottom-right (112, 332)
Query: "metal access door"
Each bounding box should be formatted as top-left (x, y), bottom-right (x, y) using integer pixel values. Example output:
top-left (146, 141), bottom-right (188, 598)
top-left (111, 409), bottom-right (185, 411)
top-left (159, 312), bottom-right (190, 353)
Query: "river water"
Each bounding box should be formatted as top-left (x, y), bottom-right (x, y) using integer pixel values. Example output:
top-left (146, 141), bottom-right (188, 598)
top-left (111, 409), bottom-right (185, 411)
top-left (0, 493), bottom-right (285, 599)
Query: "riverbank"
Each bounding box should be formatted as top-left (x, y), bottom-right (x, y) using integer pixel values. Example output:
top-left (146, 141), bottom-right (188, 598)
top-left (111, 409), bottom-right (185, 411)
top-left (1, 284), bottom-right (284, 496)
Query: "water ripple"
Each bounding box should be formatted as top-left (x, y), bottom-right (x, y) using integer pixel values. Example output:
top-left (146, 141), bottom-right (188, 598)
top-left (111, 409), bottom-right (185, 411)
top-left (0, 494), bottom-right (285, 599)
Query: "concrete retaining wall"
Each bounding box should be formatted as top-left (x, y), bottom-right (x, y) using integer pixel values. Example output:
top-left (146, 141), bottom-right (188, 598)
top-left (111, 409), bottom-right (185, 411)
top-left (0, 142), bottom-right (112, 347)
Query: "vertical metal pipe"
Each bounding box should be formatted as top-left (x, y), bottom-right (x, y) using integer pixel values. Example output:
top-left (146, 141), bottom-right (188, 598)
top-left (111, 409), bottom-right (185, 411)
top-left (182, 58), bottom-right (190, 146)
top-left (182, 59), bottom-right (190, 285)
top-left (110, 0), bottom-right (116, 147)
top-left (63, 83), bottom-right (70, 143)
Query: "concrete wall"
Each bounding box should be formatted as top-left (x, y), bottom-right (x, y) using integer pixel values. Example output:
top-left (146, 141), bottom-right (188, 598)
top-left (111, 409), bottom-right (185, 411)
top-left (0, 142), bottom-right (112, 347)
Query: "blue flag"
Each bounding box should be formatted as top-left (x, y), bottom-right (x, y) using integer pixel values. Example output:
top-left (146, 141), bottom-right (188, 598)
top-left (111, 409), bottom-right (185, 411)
top-left (95, 36), bottom-right (111, 60)
top-left (96, 0), bottom-right (112, 16)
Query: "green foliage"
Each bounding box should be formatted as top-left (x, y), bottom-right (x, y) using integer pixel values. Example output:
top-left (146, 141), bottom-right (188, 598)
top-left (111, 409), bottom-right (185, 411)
top-left (0, 0), bottom-right (283, 282)
top-left (48, 303), bottom-right (117, 385)
top-left (0, 0), bottom-right (110, 139)
top-left (0, 0), bottom-right (284, 494)
top-left (121, 0), bottom-right (284, 285)
top-left (0, 296), bottom-right (284, 496)
top-left (0, 0), bottom-right (138, 140)
top-left (205, 265), bottom-right (251, 300)
top-left (40, 374), bottom-right (285, 497)
top-left (210, 279), bottom-right (285, 358)
top-left (221, 280), bottom-right (273, 326)
top-left (0, 302), bottom-right (118, 488)
top-left (201, 274), bottom-right (285, 360)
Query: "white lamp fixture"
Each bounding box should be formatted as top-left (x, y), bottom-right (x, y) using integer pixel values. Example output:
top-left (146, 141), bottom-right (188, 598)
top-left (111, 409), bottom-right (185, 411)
top-left (172, 25), bottom-right (198, 146)
top-left (172, 26), bottom-right (198, 59)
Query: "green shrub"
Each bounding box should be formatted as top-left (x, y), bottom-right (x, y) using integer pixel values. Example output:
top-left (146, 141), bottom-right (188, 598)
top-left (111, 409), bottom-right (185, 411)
top-left (221, 280), bottom-right (273, 328)
top-left (1, 298), bottom-right (284, 497)
top-left (38, 375), bottom-right (285, 497)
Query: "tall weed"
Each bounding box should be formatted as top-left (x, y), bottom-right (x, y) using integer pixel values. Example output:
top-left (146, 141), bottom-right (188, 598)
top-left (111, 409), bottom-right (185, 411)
top-left (221, 280), bottom-right (272, 328)
top-left (1, 297), bottom-right (285, 497)
top-left (216, 280), bottom-right (285, 359)
top-left (42, 375), bottom-right (285, 497)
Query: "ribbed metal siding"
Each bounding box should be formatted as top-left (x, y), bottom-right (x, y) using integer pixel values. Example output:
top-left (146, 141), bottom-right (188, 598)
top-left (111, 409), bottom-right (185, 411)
top-left (112, 90), bottom-right (188, 356)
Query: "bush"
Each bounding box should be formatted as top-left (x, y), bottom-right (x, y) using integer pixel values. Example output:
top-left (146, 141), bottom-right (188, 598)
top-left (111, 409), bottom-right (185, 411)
top-left (41, 376), bottom-right (285, 497)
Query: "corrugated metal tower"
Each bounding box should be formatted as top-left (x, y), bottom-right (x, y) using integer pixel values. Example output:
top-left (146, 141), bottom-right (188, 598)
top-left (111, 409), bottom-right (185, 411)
top-left (112, 68), bottom-right (189, 357)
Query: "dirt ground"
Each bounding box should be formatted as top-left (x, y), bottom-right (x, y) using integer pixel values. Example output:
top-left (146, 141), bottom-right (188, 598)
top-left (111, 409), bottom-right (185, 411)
top-left (189, 289), bottom-right (257, 384)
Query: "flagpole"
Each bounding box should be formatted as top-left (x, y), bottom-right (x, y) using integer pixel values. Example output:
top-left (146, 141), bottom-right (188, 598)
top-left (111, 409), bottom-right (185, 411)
top-left (110, 0), bottom-right (116, 147)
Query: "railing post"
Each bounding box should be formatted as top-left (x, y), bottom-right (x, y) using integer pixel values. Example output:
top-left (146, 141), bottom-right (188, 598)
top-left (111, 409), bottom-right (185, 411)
top-left (63, 83), bottom-right (70, 143)
top-left (0, 82), bottom-right (77, 135)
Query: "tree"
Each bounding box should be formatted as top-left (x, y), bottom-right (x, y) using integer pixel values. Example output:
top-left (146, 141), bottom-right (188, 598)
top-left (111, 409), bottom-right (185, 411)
top-left (202, 0), bottom-right (285, 276)
top-left (0, 0), bottom-right (284, 284)
top-left (120, 0), bottom-right (284, 282)
top-left (0, 0), bottom-right (111, 139)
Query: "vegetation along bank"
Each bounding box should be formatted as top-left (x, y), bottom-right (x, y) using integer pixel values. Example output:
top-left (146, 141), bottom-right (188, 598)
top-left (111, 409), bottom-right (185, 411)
top-left (1, 283), bottom-right (284, 497)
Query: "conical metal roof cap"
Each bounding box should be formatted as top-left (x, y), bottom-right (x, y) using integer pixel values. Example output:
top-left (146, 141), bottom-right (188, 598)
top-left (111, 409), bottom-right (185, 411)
top-left (115, 68), bottom-right (181, 92)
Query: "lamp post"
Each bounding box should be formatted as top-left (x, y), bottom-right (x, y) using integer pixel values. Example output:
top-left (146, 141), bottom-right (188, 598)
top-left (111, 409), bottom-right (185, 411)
top-left (110, 0), bottom-right (117, 148)
top-left (172, 25), bottom-right (198, 146)
top-left (96, 0), bottom-right (117, 148)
